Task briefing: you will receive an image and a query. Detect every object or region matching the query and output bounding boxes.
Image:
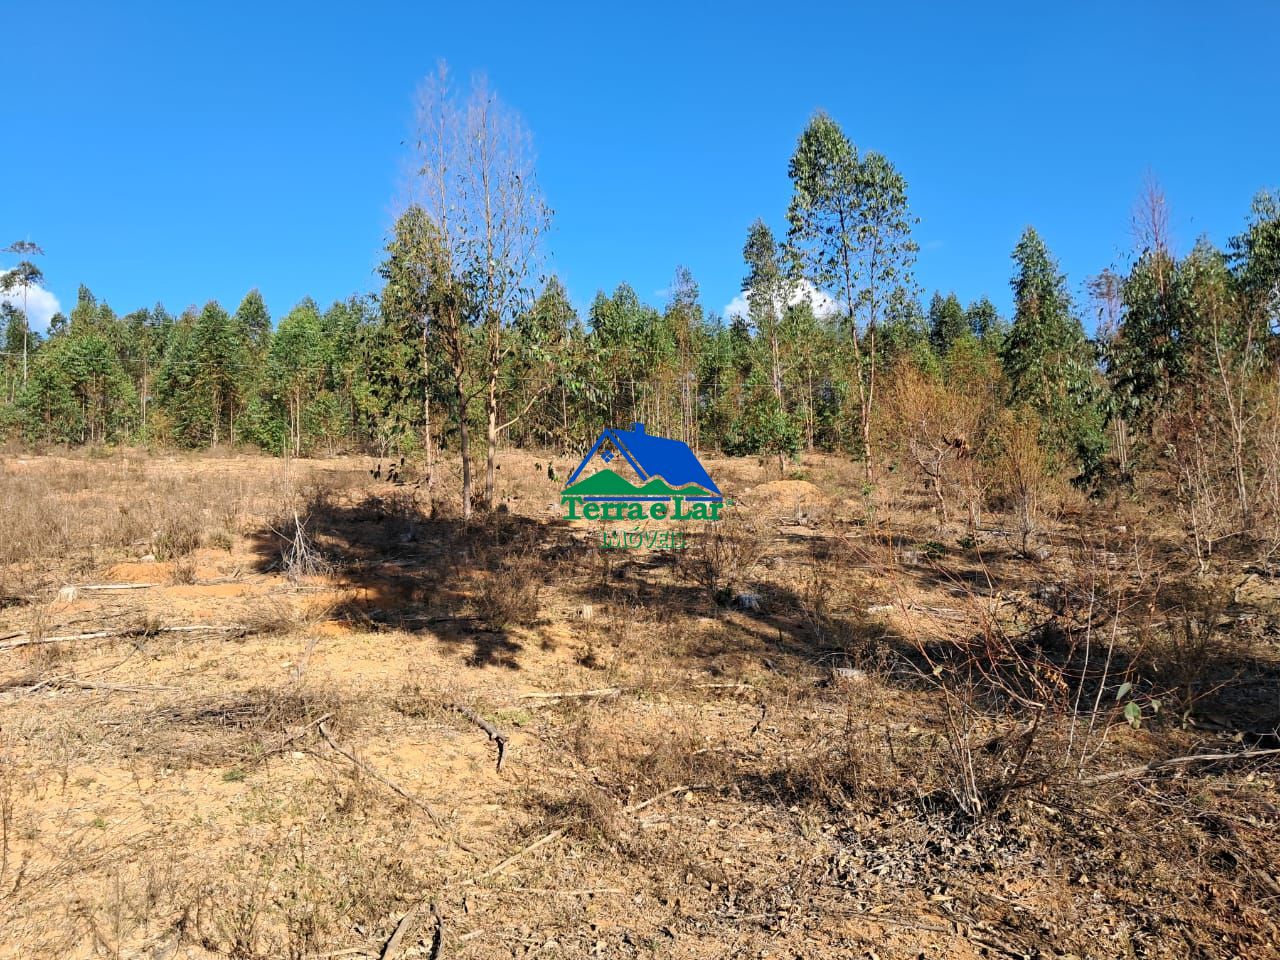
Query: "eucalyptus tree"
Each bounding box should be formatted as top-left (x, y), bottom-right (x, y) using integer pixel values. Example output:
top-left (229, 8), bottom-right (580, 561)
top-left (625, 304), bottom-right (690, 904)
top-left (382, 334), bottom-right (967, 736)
top-left (663, 266), bottom-right (706, 446)
top-left (740, 221), bottom-right (812, 464)
top-left (2, 240), bottom-right (45, 384)
top-left (852, 150), bottom-right (919, 444)
top-left (1001, 227), bottom-right (1105, 475)
top-left (1229, 189), bottom-right (1280, 330)
top-left (121, 305), bottom-right (174, 438)
top-left (742, 221), bottom-right (797, 415)
top-left (1, 304), bottom-right (31, 407)
top-left (588, 283), bottom-right (661, 428)
top-left (157, 301), bottom-right (251, 447)
top-left (380, 205), bottom-right (447, 466)
top-left (786, 112), bottom-right (917, 477)
top-left (506, 276), bottom-right (578, 448)
top-left (19, 329), bottom-right (136, 444)
top-left (876, 286), bottom-right (932, 372)
top-left (965, 296), bottom-right (1003, 344)
top-left (406, 66), bottom-right (480, 514)
top-left (407, 63), bottom-right (550, 517)
top-left (927, 291), bottom-right (967, 356)
top-left (265, 299), bottom-right (332, 456)
top-left (234, 290), bottom-right (272, 355)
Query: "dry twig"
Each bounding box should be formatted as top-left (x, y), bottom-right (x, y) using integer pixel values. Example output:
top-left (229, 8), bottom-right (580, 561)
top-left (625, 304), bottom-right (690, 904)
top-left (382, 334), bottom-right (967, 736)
top-left (449, 703), bottom-right (510, 771)
top-left (0, 624), bottom-right (245, 651)
top-left (318, 721), bottom-right (442, 826)
top-left (1082, 746), bottom-right (1280, 785)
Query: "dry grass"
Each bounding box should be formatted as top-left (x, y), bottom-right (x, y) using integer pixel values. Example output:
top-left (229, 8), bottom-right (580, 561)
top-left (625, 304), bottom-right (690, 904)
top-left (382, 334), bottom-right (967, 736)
top-left (0, 449), bottom-right (1278, 959)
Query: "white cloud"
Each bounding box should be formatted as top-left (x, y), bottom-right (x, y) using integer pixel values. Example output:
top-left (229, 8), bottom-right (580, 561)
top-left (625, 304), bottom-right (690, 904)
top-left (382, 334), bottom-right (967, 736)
top-left (723, 279), bottom-right (842, 322)
top-left (0, 272), bottom-right (61, 332)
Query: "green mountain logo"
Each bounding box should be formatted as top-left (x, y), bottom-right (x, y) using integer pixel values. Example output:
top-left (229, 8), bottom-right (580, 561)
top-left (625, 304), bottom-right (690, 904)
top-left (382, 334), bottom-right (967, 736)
top-left (562, 468), bottom-right (711, 499)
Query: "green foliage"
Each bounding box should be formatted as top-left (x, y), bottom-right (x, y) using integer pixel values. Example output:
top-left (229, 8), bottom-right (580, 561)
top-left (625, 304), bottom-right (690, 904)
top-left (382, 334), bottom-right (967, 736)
top-left (156, 301), bottom-right (253, 447)
top-left (5, 126), bottom-right (1275, 538)
top-left (234, 290), bottom-right (272, 353)
top-left (928, 291), bottom-right (968, 355)
top-left (877, 287), bottom-right (934, 371)
top-left (1229, 188), bottom-right (1280, 325)
top-left (1108, 248), bottom-right (1189, 429)
top-left (19, 330), bottom-right (137, 444)
top-left (786, 112), bottom-right (862, 332)
top-left (1001, 228), bottom-right (1106, 478)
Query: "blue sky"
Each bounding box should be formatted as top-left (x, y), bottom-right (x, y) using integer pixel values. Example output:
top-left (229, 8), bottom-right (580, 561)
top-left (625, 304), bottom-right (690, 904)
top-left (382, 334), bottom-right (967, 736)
top-left (4, 1), bottom-right (1278, 333)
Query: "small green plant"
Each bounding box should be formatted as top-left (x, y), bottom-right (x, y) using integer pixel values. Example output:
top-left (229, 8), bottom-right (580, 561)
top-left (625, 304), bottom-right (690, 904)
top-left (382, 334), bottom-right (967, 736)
top-left (494, 707), bottom-right (533, 728)
top-left (1115, 681), bottom-right (1161, 729)
top-left (222, 768), bottom-right (247, 783)
top-left (207, 529), bottom-right (234, 552)
top-left (919, 540), bottom-right (946, 561)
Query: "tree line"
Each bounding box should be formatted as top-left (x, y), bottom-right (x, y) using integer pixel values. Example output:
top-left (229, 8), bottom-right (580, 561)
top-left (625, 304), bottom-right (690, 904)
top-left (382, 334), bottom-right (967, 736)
top-left (3, 68), bottom-right (1279, 534)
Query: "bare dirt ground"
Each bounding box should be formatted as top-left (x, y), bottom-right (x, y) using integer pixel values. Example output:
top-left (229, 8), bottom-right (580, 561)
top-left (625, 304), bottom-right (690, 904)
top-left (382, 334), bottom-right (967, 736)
top-left (1, 450), bottom-right (1278, 959)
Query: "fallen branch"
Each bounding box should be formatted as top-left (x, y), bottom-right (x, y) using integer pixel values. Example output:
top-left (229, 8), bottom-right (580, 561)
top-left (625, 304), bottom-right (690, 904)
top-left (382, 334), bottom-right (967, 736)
top-left (519, 687), bottom-right (622, 702)
top-left (1082, 746), bottom-right (1280, 785)
top-left (77, 583), bottom-right (159, 591)
top-left (457, 783), bottom-right (709, 889)
top-left (380, 904), bottom-right (419, 960)
top-left (50, 678), bottom-right (179, 694)
top-left (506, 886), bottom-right (623, 896)
top-left (464, 828), bottom-right (567, 884)
top-left (449, 704), bottom-right (510, 772)
top-left (427, 903), bottom-right (443, 960)
top-left (624, 783), bottom-right (710, 815)
top-left (264, 712), bottom-right (332, 754)
top-left (318, 722), bottom-right (442, 826)
top-left (0, 624), bottom-right (245, 651)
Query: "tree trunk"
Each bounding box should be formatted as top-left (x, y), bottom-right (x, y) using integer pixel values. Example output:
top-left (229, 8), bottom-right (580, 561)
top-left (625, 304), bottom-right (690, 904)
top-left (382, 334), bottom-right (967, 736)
top-left (806, 371), bottom-right (815, 451)
top-left (451, 357), bottom-right (473, 519)
top-left (422, 320), bottom-right (434, 484)
top-left (835, 208), bottom-right (873, 481)
top-left (485, 367), bottom-right (498, 510)
top-left (22, 287), bottom-right (28, 385)
top-left (212, 387), bottom-right (221, 447)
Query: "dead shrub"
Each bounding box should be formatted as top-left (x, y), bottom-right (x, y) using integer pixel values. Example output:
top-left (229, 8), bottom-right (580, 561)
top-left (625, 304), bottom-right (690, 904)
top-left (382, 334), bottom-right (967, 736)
top-left (529, 782), bottom-right (624, 845)
top-left (241, 598), bottom-right (304, 637)
top-left (275, 509), bottom-right (332, 581)
top-left (1165, 406), bottom-right (1243, 574)
top-left (0, 569), bottom-right (26, 610)
top-left (880, 360), bottom-right (989, 527)
top-left (170, 558), bottom-right (198, 584)
top-left (135, 688), bottom-right (345, 769)
top-left (187, 814), bottom-right (417, 960)
top-left (154, 515), bottom-right (202, 561)
top-left (389, 681), bottom-right (449, 721)
top-left (565, 702), bottom-right (726, 797)
top-left (473, 572), bottom-right (540, 630)
top-left (1142, 579), bottom-right (1236, 710)
top-left (986, 408), bottom-right (1056, 557)
top-left (680, 512), bottom-right (768, 604)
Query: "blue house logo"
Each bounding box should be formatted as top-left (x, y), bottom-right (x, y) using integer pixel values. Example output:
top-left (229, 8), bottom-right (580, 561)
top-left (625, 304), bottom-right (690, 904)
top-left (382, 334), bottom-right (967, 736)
top-left (561, 422), bottom-right (724, 522)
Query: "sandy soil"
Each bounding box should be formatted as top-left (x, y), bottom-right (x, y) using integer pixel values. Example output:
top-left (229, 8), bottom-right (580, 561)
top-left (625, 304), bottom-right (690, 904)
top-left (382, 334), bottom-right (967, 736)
top-left (0, 449), bottom-right (1277, 959)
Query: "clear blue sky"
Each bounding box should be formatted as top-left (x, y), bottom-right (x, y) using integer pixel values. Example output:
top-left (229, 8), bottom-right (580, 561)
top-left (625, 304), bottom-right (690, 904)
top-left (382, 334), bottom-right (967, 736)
top-left (4, 1), bottom-right (1278, 332)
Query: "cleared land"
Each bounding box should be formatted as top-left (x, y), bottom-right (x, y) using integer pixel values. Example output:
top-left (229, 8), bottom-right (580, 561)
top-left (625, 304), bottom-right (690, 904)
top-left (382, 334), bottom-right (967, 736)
top-left (1, 450), bottom-right (1278, 959)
